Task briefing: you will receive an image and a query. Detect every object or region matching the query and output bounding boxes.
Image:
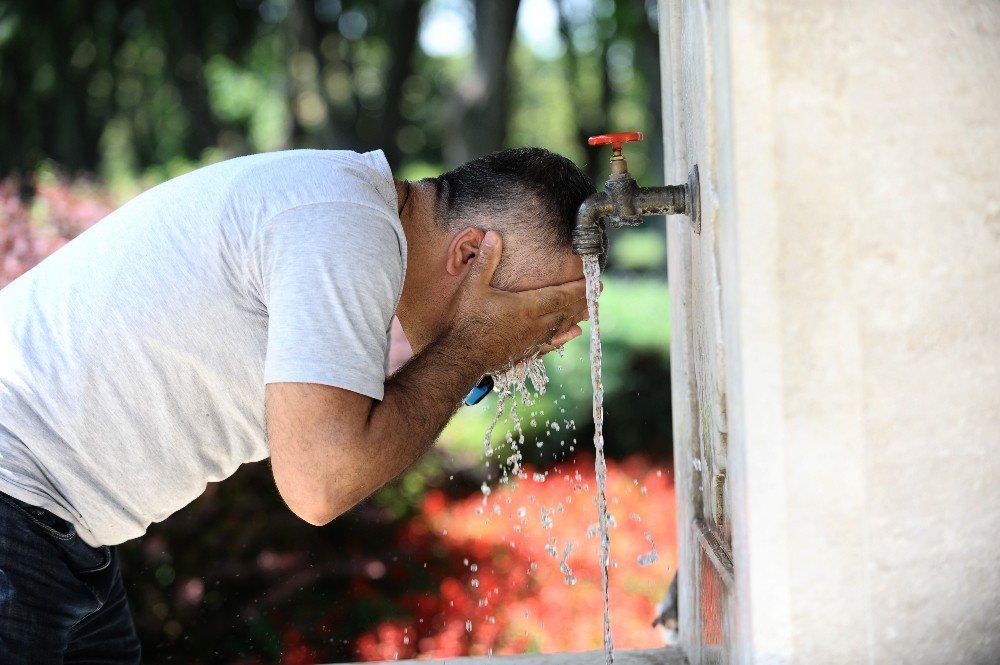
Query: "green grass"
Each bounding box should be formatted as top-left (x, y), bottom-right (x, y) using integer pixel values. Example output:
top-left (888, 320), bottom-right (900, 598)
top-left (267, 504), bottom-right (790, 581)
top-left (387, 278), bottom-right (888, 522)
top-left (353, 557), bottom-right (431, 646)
top-left (609, 227), bottom-right (667, 272)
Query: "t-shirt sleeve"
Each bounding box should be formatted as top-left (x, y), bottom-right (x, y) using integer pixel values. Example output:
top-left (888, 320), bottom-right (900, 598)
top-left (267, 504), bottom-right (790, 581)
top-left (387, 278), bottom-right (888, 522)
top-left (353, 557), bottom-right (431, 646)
top-left (256, 201), bottom-right (404, 400)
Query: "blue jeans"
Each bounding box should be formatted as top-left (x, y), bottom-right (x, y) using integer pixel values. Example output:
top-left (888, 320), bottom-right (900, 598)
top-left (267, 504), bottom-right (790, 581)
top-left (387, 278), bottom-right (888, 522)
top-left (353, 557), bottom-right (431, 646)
top-left (0, 491), bottom-right (141, 663)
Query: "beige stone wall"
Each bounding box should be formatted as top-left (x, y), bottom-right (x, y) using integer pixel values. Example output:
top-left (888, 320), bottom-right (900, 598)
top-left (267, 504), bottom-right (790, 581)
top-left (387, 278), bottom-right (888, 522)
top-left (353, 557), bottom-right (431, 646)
top-left (662, 1), bottom-right (1000, 663)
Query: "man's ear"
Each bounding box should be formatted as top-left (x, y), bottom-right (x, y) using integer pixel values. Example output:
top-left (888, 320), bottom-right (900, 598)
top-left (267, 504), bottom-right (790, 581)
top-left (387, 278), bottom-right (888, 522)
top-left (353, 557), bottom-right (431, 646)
top-left (445, 227), bottom-right (486, 277)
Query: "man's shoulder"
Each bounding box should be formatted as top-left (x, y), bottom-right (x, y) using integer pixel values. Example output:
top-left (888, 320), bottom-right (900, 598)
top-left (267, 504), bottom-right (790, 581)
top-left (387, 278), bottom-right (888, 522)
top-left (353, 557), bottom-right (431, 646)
top-left (222, 149), bottom-right (396, 217)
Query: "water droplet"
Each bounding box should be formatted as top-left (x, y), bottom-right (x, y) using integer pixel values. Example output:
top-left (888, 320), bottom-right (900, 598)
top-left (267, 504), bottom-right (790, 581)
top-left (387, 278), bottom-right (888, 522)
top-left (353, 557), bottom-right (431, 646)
top-left (638, 532), bottom-right (658, 566)
top-left (559, 542), bottom-right (574, 578)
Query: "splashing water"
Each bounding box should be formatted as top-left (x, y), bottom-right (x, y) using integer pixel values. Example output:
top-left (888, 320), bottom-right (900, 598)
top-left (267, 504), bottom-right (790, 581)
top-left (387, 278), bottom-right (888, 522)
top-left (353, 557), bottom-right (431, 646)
top-left (559, 541), bottom-right (577, 586)
top-left (584, 254), bottom-right (614, 665)
top-left (637, 532), bottom-right (658, 567)
top-left (482, 355), bottom-right (549, 476)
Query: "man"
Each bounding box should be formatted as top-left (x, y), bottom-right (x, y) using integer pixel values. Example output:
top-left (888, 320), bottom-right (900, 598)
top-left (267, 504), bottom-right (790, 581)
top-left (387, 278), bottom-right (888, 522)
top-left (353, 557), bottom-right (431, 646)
top-left (0, 146), bottom-right (595, 662)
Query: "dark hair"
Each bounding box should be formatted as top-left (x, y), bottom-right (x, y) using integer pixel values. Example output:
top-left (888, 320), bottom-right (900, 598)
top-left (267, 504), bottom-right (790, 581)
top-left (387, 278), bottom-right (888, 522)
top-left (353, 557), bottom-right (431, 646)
top-left (429, 147), bottom-right (595, 252)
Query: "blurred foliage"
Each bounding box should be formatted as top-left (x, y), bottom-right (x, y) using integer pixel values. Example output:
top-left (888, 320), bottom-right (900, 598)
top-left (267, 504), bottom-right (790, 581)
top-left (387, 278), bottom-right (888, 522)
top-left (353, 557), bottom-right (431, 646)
top-left (438, 274), bottom-right (670, 470)
top-left (0, 0), bottom-right (675, 662)
top-left (609, 224), bottom-right (667, 273)
top-left (0, 0), bottom-right (663, 186)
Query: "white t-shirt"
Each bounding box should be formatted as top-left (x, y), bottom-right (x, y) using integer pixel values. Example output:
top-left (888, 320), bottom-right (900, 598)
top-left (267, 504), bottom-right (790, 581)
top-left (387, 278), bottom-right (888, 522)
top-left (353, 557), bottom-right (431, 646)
top-left (0, 149), bottom-right (407, 546)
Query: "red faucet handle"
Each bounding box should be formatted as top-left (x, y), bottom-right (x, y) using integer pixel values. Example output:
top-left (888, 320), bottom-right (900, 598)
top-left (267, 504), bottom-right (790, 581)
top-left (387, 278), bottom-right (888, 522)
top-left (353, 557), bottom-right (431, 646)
top-left (588, 132), bottom-right (644, 152)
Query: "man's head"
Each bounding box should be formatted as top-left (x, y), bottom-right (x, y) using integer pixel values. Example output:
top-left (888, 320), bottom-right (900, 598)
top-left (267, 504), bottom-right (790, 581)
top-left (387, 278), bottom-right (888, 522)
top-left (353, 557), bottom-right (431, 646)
top-left (395, 147), bottom-right (595, 350)
top-left (428, 147), bottom-right (595, 291)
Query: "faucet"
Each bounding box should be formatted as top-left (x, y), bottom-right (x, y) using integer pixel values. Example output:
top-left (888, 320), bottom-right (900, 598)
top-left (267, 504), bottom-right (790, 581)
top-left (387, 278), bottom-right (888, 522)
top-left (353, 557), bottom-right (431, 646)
top-left (572, 132), bottom-right (701, 261)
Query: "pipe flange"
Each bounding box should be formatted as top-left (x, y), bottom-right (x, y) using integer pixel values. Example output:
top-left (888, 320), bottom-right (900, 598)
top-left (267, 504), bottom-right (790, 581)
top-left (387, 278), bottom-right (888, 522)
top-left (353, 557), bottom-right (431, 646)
top-left (687, 165), bottom-right (701, 234)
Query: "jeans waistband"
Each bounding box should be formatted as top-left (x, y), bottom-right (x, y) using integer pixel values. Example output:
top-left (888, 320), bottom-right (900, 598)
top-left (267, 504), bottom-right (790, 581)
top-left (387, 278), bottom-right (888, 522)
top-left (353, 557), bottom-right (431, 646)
top-left (0, 489), bottom-right (75, 539)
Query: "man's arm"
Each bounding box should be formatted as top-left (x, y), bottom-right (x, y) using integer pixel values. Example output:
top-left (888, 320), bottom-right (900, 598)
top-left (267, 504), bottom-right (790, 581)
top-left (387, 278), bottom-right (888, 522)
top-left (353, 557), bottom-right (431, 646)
top-left (267, 335), bottom-right (480, 524)
top-left (266, 232), bottom-right (587, 525)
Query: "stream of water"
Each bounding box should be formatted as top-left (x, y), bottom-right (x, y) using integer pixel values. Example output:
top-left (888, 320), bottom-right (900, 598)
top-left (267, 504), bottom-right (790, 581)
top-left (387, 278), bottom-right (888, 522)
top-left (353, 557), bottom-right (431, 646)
top-left (583, 254), bottom-right (614, 665)
top-left (474, 256), bottom-right (613, 663)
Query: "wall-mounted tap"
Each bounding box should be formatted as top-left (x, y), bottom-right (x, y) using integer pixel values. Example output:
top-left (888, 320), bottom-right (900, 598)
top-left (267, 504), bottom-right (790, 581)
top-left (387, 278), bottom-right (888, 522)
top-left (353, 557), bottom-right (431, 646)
top-left (572, 132), bottom-right (701, 261)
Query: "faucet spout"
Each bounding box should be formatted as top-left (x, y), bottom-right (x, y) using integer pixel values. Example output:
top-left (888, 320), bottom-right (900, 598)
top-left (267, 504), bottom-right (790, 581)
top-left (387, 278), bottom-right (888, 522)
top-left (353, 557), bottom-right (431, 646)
top-left (572, 192), bottom-right (613, 257)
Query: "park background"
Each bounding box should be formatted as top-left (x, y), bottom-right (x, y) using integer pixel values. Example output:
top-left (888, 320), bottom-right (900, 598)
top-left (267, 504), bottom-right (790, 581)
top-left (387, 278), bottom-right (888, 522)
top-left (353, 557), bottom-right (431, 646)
top-left (0, 0), bottom-right (677, 662)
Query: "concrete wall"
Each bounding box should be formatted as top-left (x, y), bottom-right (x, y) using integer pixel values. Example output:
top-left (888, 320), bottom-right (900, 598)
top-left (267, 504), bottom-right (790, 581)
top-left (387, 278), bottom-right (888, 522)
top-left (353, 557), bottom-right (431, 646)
top-left (661, 1), bottom-right (1000, 663)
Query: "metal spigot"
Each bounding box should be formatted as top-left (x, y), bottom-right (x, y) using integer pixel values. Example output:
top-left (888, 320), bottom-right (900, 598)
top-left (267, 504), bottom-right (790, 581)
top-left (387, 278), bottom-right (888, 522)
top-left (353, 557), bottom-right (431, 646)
top-left (572, 131), bottom-right (701, 259)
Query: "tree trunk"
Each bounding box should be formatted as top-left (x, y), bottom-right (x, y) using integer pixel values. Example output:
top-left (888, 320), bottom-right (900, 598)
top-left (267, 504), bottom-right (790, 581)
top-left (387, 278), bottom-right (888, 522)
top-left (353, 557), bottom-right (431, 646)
top-left (633, 0), bottom-right (663, 183)
top-left (375, 0), bottom-right (424, 169)
top-left (557, 0), bottom-right (611, 184)
top-left (284, 0), bottom-right (336, 148)
top-left (156, 0), bottom-right (223, 160)
top-left (444, 0), bottom-right (521, 165)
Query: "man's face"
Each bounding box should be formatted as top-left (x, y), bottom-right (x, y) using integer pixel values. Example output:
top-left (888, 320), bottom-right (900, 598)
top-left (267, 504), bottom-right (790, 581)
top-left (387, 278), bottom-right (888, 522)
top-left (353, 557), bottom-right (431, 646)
top-left (498, 247), bottom-right (584, 293)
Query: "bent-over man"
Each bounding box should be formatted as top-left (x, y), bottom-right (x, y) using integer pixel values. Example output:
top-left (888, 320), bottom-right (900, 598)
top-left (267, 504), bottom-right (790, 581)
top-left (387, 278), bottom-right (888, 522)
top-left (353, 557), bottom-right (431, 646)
top-left (0, 147), bottom-right (594, 662)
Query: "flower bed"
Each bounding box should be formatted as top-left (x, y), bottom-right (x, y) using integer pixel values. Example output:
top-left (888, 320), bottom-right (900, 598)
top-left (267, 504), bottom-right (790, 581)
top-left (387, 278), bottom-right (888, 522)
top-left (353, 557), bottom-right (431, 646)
top-left (0, 177), bottom-right (115, 287)
top-left (354, 454), bottom-right (677, 661)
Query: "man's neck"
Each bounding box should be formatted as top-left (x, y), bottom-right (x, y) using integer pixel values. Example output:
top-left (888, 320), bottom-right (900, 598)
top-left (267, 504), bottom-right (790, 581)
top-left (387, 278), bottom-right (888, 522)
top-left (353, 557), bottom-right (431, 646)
top-left (393, 178), bottom-right (447, 353)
